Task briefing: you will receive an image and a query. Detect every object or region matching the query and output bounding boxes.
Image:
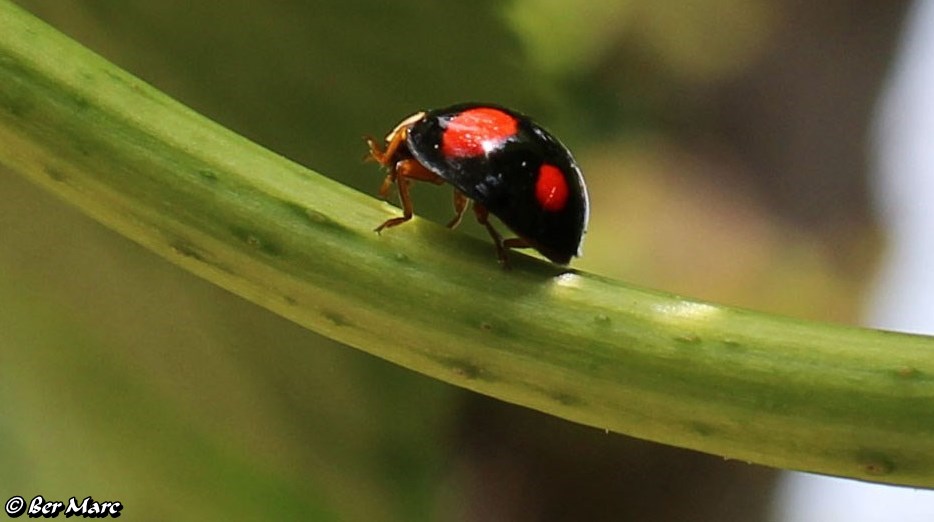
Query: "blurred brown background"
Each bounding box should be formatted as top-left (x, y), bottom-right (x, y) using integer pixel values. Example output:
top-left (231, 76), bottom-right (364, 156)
top-left (0, 1), bottom-right (912, 520)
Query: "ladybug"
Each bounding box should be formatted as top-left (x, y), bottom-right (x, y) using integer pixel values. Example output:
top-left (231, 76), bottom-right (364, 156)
top-left (366, 103), bottom-right (589, 265)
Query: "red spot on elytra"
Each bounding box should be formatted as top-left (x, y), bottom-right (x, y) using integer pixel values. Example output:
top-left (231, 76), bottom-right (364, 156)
top-left (535, 164), bottom-right (569, 212)
top-left (441, 107), bottom-right (518, 158)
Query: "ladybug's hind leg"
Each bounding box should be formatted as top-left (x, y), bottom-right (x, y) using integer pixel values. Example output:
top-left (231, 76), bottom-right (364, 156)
top-left (503, 237), bottom-right (531, 250)
top-left (473, 203), bottom-right (510, 266)
top-left (473, 204), bottom-right (533, 267)
top-left (375, 159), bottom-right (445, 233)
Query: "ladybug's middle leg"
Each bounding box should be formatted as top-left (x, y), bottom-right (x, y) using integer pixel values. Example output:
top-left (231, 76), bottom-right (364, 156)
top-left (375, 159), bottom-right (444, 233)
top-left (446, 190), bottom-right (471, 229)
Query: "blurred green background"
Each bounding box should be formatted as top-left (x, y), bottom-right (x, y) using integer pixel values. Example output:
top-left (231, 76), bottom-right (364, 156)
top-left (0, 1), bottom-right (910, 520)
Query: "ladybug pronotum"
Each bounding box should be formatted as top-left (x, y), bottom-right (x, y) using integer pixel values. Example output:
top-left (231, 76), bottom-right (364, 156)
top-left (367, 103), bottom-right (589, 265)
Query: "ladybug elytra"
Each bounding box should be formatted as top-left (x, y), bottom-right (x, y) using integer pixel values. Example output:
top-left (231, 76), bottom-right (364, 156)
top-left (367, 103), bottom-right (589, 265)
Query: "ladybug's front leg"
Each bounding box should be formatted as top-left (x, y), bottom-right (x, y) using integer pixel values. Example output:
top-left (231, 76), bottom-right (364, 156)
top-left (375, 176), bottom-right (412, 233)
top-left (374, 159), bottom-right (444, 233)
top-left (366, 125), bottom-right (407, 166)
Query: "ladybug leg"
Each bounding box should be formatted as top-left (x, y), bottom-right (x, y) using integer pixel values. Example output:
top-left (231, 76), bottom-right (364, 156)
top-left (375, 176), bottom-right (412, 233)
top-left (375, 159), bottom-right (444, 233)
top-left (396, 159), bottom-right (445, 185)
top-left (446, 190), bottom-right (471, 229)
top-left (370, 134), bottom-right (401, 200)
top-left (362, 136), bottom-right (380, 162)
top-left (473, 205), bottom-right (534, 265)
top-left (377, 171), bottom-right (396, 199)
top-left (365, 136), bottom-right (385, 163)
top-left (379, 158), bottom-right (443, 200)
top-left (473, 203), bottom-right (510, 265)
top-left (503, 237), bottom-right (531, 250)
top-left (366, 126), bottom-right (407, 166)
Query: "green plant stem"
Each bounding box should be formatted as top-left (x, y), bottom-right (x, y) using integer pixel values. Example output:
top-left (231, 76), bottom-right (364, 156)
top-left (2, 1), bottom-right (933, 488)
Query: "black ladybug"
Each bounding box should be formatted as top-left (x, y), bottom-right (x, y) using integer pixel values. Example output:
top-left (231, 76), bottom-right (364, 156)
top-left (366, 103), bottom-right (589, 265)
